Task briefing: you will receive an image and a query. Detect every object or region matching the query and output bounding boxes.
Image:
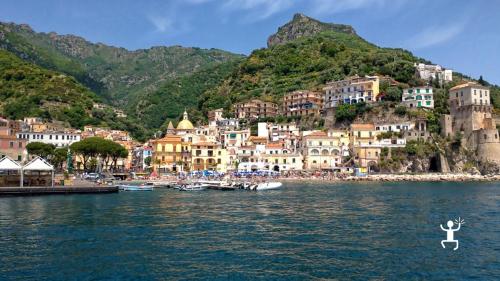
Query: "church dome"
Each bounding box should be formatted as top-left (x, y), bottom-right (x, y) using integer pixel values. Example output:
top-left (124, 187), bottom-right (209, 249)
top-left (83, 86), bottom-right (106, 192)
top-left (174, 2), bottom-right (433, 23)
top-left (176, 110), bottom-right (194, 130)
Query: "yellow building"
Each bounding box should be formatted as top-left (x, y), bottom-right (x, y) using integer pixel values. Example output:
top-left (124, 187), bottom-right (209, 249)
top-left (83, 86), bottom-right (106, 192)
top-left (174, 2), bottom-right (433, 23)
top-left (176, 111), bottom-right (195, 135)
top-left (353, 147), bottom-right (381, 170)
top-left (263, 153), bottom-right (303, 172)
top-left (152, 135), bottom-right (191, 173)
top-left (350, 123), bottom-right (381, 169)
top-left (301, 131), bottom-right (343, 170)
top-left (324, 75), bottom-right (380, 109)
top-left (350, 123), bottom-right (379, 146)
top-left (191, 141), bottom-right (228, 172)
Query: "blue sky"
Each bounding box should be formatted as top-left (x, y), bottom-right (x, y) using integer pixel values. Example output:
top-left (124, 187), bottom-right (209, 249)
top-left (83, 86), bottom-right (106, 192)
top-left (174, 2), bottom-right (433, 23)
top-left (0, 0), bottom-right (499, 84)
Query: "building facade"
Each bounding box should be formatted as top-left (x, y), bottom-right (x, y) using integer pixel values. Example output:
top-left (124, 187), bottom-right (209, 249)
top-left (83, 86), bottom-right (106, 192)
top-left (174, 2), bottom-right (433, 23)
top-left (402, 86), bottom-right (434, 109)
top-left (152, 135), bottom-right (191, 173)
top-left (17, 132), bottom-right (81, 147)
top-left (323, 75), bottom-right (380, 109)
top-left (282, 91), bottom-right (323, 117)
top-left (191, 141), bottom-right (228, 172)
top-left (301, 131), bottom-right (343, 170)
top-left (233, 99), bottom-right (278, 120)
top-left (415, 63), bottom-right (453, 84)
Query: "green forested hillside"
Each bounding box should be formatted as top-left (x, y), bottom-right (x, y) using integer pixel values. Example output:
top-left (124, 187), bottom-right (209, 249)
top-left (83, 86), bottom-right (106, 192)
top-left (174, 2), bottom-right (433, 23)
top-left (129, 59), bottom-right (242, 129)
top-left (201, 29), bottom-right (421, 113)
top-left (0, 49), bottom-right (98, 125)
top-left (0, 49), bottom-right (147, 139)
top-left (0, 22), bottom-right (243, 106)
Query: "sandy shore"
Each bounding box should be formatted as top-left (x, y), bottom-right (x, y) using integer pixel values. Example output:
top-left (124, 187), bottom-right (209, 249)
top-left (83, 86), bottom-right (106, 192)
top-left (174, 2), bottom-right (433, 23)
top-left (279, 173), bottom-right (500, 183)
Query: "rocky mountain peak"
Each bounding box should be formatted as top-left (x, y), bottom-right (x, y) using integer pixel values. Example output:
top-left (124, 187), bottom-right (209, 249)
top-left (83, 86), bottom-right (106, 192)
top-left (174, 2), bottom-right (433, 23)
top-left (267, 13), bottom-right (356, 48)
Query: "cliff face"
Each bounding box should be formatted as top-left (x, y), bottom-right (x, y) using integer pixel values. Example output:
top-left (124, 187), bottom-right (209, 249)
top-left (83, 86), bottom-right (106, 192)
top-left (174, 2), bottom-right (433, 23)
top-left (267, 13), bottom-right (357, 48)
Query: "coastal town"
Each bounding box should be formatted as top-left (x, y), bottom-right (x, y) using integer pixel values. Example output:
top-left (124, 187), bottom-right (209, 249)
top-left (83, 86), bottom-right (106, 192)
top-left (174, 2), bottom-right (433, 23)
top-left (1, 62), bottom-right (499, 187)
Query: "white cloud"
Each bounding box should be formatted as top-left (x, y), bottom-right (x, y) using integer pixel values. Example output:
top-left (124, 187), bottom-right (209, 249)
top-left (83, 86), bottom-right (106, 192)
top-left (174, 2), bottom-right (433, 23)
top-left (221, 0), bottom-right (293, 21)
top-left (406, 22), bottom-right (466, 49)
top-left (309, 0), bottom-right (405, 16)
top-left (184, 0), bottom-right (214, 4)
top-left (148, 15), bottom-right (173, 33)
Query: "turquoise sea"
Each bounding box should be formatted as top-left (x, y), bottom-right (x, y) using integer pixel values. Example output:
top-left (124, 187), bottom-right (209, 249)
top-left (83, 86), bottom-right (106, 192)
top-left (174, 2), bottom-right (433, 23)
top-left (0, 182), bottom-right (499, 280)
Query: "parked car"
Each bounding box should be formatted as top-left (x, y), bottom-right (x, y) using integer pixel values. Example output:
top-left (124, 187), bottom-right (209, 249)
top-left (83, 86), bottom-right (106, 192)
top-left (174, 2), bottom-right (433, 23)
top-left (83, 173), bottom-right (100, 180)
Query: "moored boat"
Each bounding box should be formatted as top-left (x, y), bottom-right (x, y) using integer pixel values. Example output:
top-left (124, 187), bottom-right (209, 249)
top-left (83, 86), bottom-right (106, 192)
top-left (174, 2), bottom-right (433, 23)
top-left (254, 182), bottom-right (282, 191)
top-left (179, 183), bottom-right (208, 191)
top-left (119, 184), bottom-right (154, 191)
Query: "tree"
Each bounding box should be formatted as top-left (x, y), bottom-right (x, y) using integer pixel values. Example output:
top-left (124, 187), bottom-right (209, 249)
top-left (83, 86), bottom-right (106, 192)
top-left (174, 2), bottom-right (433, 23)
top-left (70, 137), bottom-right (102, 171)
top-left (394, 106), bottom-right (407, 116)
top-left (385, 87), bottom-right (402, 102)
top-left (26, 142), bottom-right (55, 159)
top-left (51, 147), bottom-right (68, 171)
top-left (478, 75), bottom-right (488, 86)
top-left (335, 104), bottom-right (357, 122)
top-left (110, 144), bottom-right (128, 171)
top-left (144, 156), bottom-right (152, 167)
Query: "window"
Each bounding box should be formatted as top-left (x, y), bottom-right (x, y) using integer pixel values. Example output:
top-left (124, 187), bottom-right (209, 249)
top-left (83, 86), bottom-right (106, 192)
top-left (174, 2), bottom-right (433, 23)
top-left (9, 142), bottom-right (13, 148)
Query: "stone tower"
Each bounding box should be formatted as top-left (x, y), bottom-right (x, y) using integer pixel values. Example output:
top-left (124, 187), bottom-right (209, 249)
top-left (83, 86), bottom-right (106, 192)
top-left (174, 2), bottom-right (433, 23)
top-left (443, 82), bottom-right (500, 163)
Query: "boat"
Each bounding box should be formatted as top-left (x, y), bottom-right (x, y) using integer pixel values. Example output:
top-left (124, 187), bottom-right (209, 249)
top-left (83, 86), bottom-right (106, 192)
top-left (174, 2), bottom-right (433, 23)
top-left (254, 182), bottom-right (282, 191)
top-left (119, 184), bottom-right (154, 191)
top-left (178, 183), bottom-right (208, 191)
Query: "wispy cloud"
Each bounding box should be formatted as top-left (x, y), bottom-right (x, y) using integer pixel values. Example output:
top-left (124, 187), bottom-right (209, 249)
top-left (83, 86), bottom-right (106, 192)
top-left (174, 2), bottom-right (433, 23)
top-left (148, 15), bottom-right (173, 33)
top-left (406, 21), bottom-right (467, 49)
top-left (221, 0), bottom-right (293, 22)
top-left (184, 0), bottom-right (214, 4)
top-left (309, 0), bottom-right (406, 16)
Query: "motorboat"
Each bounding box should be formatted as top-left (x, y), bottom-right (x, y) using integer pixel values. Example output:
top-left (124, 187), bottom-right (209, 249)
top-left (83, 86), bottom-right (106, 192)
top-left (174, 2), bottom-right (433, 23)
top-left (254, 182), bottom-right (282, 191)
top-left (119, 184), bottom-right (154, 191)
top-left (178, 183), bottom-right (208, 191)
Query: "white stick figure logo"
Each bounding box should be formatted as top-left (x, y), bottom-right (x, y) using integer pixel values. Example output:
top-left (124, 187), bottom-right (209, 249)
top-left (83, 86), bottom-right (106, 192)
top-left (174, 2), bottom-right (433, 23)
top-left (440, 217), bottom-right (465, 250)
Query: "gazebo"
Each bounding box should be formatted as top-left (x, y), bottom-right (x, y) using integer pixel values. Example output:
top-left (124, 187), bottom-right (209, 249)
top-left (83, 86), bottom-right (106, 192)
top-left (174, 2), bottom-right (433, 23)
top-left (22, 157), bottom-right (55, 187)
top-left (0, 156), bottom-right (22, 187)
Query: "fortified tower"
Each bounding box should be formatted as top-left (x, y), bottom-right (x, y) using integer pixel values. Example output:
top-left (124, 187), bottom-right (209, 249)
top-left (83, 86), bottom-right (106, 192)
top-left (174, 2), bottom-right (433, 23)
top-left (442, 82), bottom-right (500, 163)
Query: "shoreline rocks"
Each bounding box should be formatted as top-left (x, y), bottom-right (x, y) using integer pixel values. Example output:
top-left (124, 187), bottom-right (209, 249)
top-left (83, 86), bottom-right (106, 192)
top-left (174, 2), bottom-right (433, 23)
top-left (280, 173), bottom-right (500, 183)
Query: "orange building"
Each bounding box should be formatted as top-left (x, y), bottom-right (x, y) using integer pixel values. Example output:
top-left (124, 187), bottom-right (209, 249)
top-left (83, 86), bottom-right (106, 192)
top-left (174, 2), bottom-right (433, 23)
top-left (152, 135), bottom-right (191, 173)
top-left (234, 99), bottom-right (278, 120)
top-left (282, 90), bottom-right (323, 117)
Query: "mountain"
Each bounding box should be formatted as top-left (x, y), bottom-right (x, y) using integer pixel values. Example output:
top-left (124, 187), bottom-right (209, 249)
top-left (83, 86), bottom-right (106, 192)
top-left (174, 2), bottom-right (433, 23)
top-left (0, 48), bottom-right (148, 139)
top-left (130, 59), bottom-right (242, 129)
top-left (200, 14), bottom-right (424, 113)
top-left (267, 13), bottom-right (357, 47)
top-left (0, 22), bottom-right (243, 107)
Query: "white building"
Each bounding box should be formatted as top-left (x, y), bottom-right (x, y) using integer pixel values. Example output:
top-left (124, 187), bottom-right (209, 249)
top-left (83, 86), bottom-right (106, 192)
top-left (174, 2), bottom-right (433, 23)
top-left (415, 63), bottom-right (452, 83)
top-left (324, 75), bottom-right (380, 109)
top-left (375, 122), bottom-right (415, 133)
top-left (449, 82), bottom-right (491, 108)
top-left (402, 86), bottom-right (434, 109)
top-left (17, 132), bottom-right (81, 147)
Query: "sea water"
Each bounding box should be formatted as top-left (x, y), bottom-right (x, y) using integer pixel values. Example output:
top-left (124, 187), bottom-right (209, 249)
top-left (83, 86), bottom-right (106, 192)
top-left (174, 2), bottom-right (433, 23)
top-left (0, 182), bottom-right (499, 280)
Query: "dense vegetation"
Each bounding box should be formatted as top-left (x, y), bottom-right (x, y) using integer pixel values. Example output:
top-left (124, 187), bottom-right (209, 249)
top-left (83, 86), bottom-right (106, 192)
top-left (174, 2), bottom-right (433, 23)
top-left (0, 22), bottom-right (242, 103)
top-left (201, 27), bottom-right (422, 113)
top-left (129, 59), bottom-right (242, 129)
top-left (0, 49), bottom-right (99, 126)
top-left (70, 137), bottom-right (128, 171)
top-left (1, 15), bottom-right (499, 140)
top-left (0, 49), bottom-right (147, 140)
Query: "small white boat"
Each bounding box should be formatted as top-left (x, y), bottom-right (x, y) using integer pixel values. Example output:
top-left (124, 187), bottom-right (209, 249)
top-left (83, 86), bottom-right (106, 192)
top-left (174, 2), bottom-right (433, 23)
top-left (119, 184), bottom-right (154, 191)
top-left (179, 183), bottom-right (208, 191)
top-left (254, 182), bottom-right (282, 191)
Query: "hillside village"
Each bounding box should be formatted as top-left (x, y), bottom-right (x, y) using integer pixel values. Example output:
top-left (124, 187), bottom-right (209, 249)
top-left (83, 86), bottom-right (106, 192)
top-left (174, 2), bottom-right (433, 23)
top-left (1, 61), bottom-right (499, 178)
